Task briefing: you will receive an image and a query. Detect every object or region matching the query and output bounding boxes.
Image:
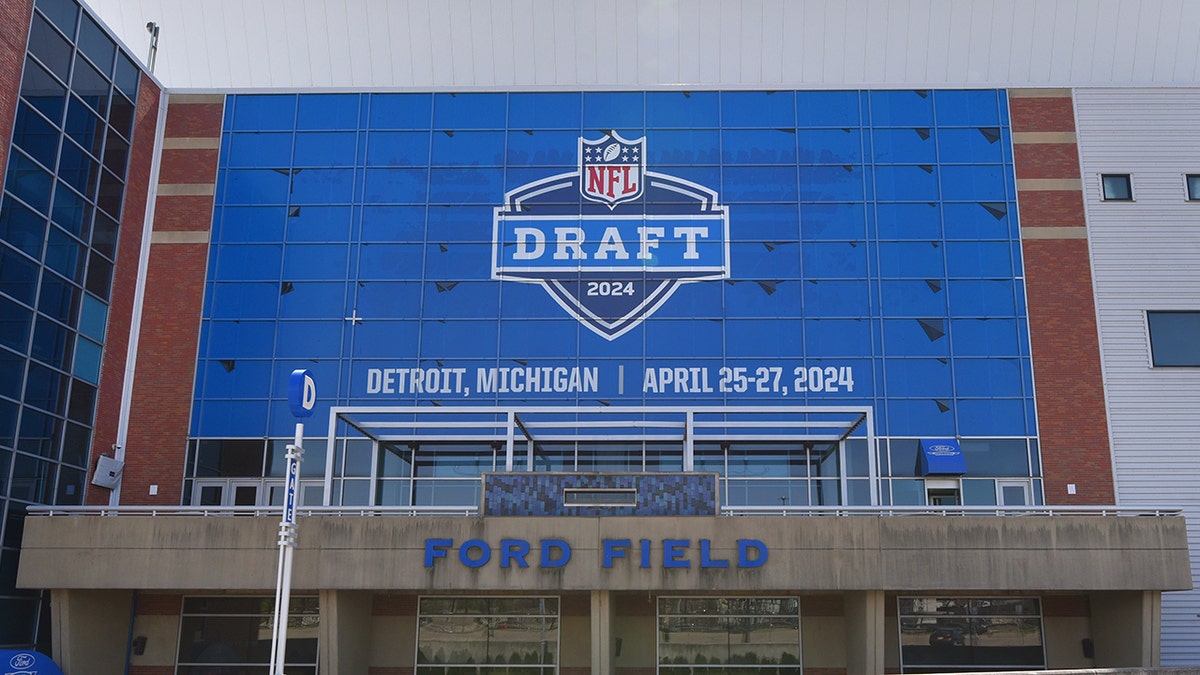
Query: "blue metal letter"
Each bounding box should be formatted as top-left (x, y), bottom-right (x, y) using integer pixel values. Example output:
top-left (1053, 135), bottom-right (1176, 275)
top-left (699, 539), bottom-right (730, 568)
top-left (500, 539), bottom-right (531, 568)
top-left (663, 539), bottom-right (691, 568)
top-left (458, 539), bottom-right (492, 568)
top-left (540, 539), bottom-right (572, 568)
top-left (603, 539), bottom-right (631, 568)
top-left (424, 538), bottom-right (453, 567)
top-left (737, 539), bottom-right (768, 568)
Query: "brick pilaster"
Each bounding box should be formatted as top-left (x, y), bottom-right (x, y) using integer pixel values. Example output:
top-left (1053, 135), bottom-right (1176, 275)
top-left (119, 94), bottom-right (224, 505)
top-left (1010, 88), bottom-right (1114, 505)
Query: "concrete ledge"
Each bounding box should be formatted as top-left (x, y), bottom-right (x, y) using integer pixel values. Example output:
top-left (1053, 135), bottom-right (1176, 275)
top-left (17, 515), bottom-right (1192, 592)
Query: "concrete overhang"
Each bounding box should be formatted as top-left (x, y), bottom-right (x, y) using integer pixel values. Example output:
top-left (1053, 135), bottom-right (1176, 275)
top-left (18, 514), bottom-right (1192, 593)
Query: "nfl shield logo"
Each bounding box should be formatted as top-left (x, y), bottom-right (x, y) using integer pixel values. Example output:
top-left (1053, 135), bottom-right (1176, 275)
top-left (579, 133), bottom-right (645, 207)
top-left (494, 133), bottom-right (729, 340)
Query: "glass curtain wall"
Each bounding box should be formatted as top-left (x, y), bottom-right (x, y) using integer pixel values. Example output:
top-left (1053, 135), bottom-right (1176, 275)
top-left (0, 0), bottom-right (141, 647)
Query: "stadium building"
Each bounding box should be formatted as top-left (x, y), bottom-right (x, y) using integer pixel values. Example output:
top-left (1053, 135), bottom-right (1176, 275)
top-left (2, 1), bottom-right (1199, 673)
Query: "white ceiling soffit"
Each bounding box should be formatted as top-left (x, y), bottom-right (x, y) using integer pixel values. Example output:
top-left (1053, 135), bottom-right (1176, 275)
top-left (86, 0), bottom-right (1200, 91)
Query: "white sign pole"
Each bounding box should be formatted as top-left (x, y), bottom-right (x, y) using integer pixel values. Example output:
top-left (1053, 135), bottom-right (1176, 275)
top-left (270, 370), bottom-right (315, 675)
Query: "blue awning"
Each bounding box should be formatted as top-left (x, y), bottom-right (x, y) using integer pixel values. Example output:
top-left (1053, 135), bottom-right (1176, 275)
top-left (0, 650), bottom-right (64, 675)
top-left (919, 438), bottom-right (966, 475)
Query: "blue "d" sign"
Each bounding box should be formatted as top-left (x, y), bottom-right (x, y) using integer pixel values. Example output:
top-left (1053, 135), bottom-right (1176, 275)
top-left (288, 369), bottom-right (317, 418)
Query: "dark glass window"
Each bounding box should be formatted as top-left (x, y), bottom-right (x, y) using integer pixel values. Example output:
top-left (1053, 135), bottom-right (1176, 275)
top-left (1187, 174), bottom-right (1200, 201)
top-left (35, 0), bottom-right (80, 39)
top-left (0, 246), bottom-right (39, 305)
top-left (13, 103), bottom-right (60, 170)
top-left (51, 181), bottom-right (92, 240)
top-left (1101, 173), bottom-right (1132, 201)
top-left (90, 210), bottom-right (118, 257)
top-left (5, 152), bottom-right (54, 215)
top-left (57, 138), bottom-right (101, 196)
top-left (64, 96), bottom-right (104, 156)
top-left (28, 13), bottom-right (73, 82)
top-left (0, 297), bottom-right (33, 352)
top-left (107, 92), bottom-right (135, 140)
top-left (37, 270), bottom-right (81, 324)
top-left (1, 200), bottom-right (48, 259)
top-left (113, 52), bottom-right (140, 100)
top-left (70, 57), bottom-right (110, 117)
top-left (1148, 311), bottom-right (1200, 367)
top-left (76, 13), bottom-right (115, 75)
top-left (20, 58), bottom-right (68, 125)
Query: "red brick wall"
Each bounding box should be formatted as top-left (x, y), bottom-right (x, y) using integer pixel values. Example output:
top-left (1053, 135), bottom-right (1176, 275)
top-left (0, 0), bottom-right (33, 179)
top-left (119, 94), bottom-right (224, 505)
top-left (1010, 89), bottom-right (1114, 505)
top-left (86, 73), bottom-right (162, 504)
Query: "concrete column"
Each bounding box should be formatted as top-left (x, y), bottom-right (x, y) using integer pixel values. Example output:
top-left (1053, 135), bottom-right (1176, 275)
top-left (844, 590), bottom-right (885, 675)
top-left (51, 589), bottom-right (134, 675)
top-left (591, 590), bottom-right (615, 675)
top-left (320, 590), bottom-right (373, 675)
top-left (1089, 590), bottom-right (1161, 667)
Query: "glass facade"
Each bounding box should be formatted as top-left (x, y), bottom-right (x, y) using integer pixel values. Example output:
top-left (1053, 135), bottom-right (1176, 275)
top-left (176, 596), bottom-right (320, 675)
top-left (191, 90), bottom-right (1038, 509)
top-left (658, 597), bottom-right (801, 674)
top-left (0, 0), bottom-right (140, 646)
top-left (898, 597), bottom-right (1044, 672)
top-left (417, 596), bottom-right (559, 675)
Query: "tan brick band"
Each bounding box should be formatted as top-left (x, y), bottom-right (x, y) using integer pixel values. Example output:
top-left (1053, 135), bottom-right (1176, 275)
top-left (1012, 131), bottom-right (1078, 144)
top-left (162, 137), bottom-right (221, 150)
top-left (151, 230), bottom-right (210, 245)
top-left (156, 183), bottom-right (215, 196)
top-left (1021, 226), bottom-right (1087, 240)
top-left (1017, 178), bottom-right (1082, 191)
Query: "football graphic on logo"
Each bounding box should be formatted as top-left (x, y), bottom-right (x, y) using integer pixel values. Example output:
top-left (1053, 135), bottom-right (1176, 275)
top-left (602, 143), bottom-right (621, 161)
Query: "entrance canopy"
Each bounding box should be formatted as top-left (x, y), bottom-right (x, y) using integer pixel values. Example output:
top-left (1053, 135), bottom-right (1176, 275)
top-left (324, 404), bottom-right (875, 487)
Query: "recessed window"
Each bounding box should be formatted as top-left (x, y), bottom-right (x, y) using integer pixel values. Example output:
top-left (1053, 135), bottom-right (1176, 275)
top-left (1186, 174), bottom-right (1200, 201)
top-left (1101, 174), bottom-right (1132, 201)
top-left (1148, 311), bottom-right (1200, 367)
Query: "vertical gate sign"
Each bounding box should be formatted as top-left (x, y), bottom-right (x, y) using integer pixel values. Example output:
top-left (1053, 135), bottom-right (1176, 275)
top-left (288, 369), bottom-right (317, 418)
top-left (493, 132), bottom-right (731, 340)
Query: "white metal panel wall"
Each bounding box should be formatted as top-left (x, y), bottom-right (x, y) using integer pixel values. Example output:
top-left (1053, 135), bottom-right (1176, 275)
top-left (86, 0), bottom-right (1200, 90)
top-left (1076, 87), bottom-right (1200, 666)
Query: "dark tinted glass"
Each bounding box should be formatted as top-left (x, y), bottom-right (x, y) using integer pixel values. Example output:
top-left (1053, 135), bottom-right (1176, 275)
top-left (23, 362), bottom-right (68, 416)
top-left (103, 129), bottom-right (129, 173)
top-left (90, 210), bottom-right (118, 257)
top-left (113, 52), bottom-right (140, 99)
top-left (1148, 311), bottom-right (1200, 367)
top-left (57, 138), bottom-right (101, 196)
top-left (70, 57), bottom-right (109, 117)
top-left (12, 103), bottom-right (59, 169)
top-left (28, 13), bottom-right (73, 82)
top-left (37, 270), bottom-right (81, 323)
top-left (108, 92), bottom-right (135, 139)
top-left (30, 316), bottom-right (73, 369)
top-left (0, 246), bottom-right (38, 304)
top-left (76, 13), bottom-right (115, 74)
top-left (20, 58), bottom-right (68, 124)
top-left (51, 181), bottom-right (92, 239)
top-left (95, 169), bottom-right (123, 217)
top-left (67, 381), bottom-right (96, 424)
top-left (64, 95), bottom-right (105, 155)
top-left (1187, 174), bottom-right (1200, 201)
top-left (0, 199), bottom-right (48, 258)
top-left (35, 0), bottom-right (80, 38)
top-left (44, 225), bottom-right (84, 282)
top-left (84, 250), bottom-right (113, 300)
top-left (5, 152), bottom-right (54, 215)
top-left (63, 420), bottom-right (91, 461)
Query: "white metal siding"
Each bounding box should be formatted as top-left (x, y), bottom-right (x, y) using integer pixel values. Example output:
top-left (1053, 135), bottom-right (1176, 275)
top-left (1076, 88), bottom-right (1200, 666)
top-left (86, 0), bottom-right (1200, 90)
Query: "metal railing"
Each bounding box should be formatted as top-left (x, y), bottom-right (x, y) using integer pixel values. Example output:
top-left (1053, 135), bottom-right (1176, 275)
top-left (24, 504), bottom-right (1181, 518)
